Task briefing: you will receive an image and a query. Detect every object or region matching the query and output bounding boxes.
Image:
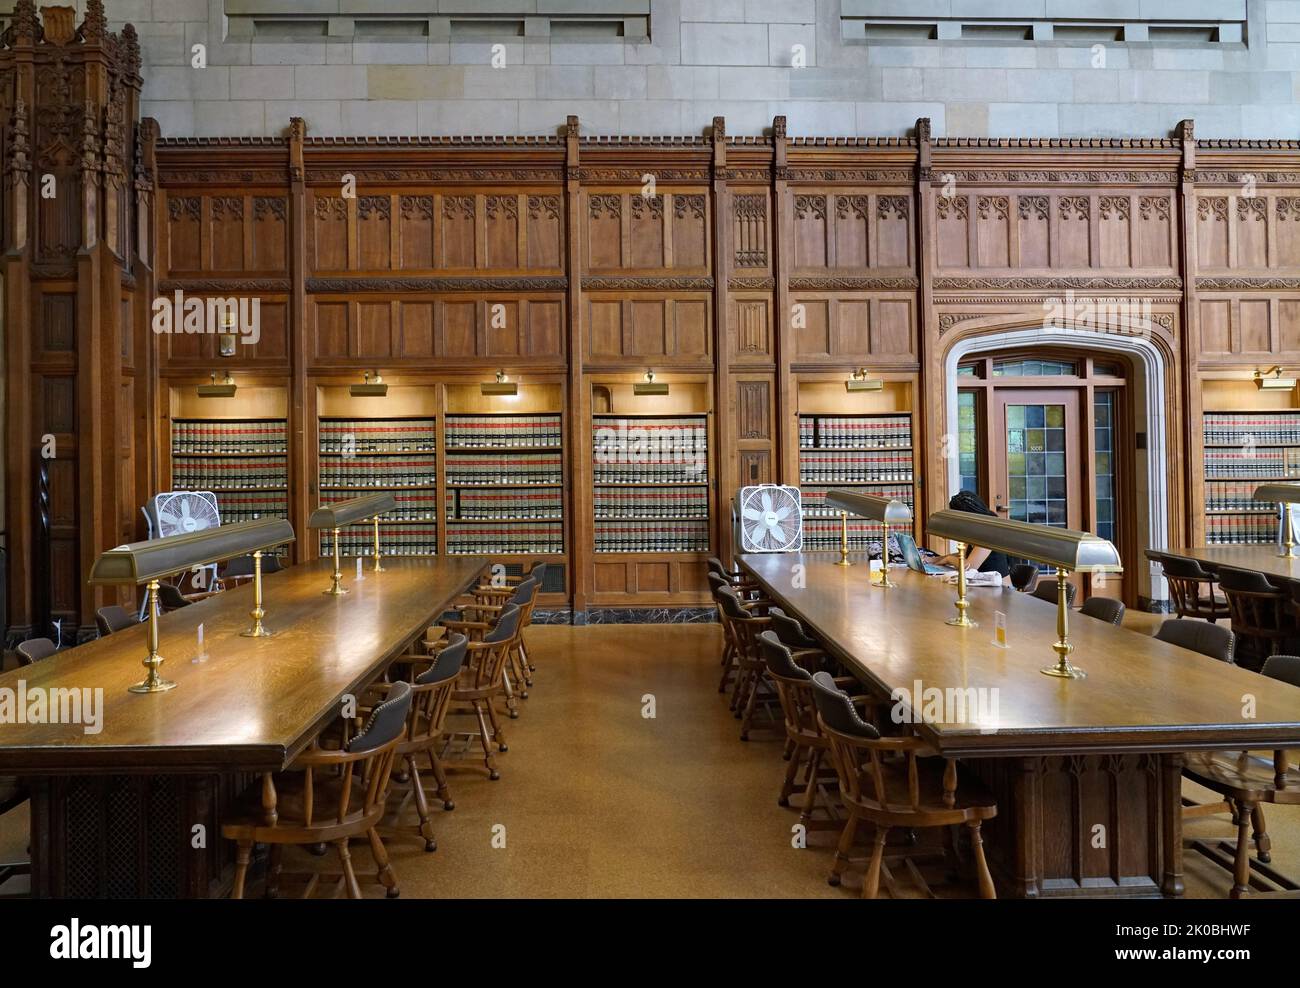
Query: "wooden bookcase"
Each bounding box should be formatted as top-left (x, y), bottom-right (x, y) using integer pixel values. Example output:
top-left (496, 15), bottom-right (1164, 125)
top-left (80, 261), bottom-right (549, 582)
top-left (794, 379), bottom-right (918, 551)
top-left (1200, 379), bottom-right (1298, 546)
top-left (586, 379), bottom-right (714, 606)
top-left (164, 385), bottom-right (291, 534)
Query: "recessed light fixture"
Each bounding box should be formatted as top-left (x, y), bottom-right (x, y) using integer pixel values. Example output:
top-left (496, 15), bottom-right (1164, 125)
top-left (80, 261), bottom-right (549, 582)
top-left (197, 372), bottom-right (236, 398)
top-left (350, 371), bottom-right (388, 398)
top-left (845, 368), bottom-right (884, 393)
top-left (481, 370), bottom-right (518, 396)
top-left (634, 369), bottom-right (669, 396)
top-left (1255, 366), bottom-right (1297, 391)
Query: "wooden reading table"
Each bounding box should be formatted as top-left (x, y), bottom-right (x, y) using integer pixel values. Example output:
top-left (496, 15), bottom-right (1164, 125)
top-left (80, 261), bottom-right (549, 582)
top-left (0, 556), bottom-right (486, 898)
top-left (738, 552), bottom-right (1300, 898)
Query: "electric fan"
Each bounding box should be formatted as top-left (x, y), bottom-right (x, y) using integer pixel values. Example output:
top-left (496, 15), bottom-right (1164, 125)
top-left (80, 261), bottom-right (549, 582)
top-left (151, 490), bottom-right (222, 537)
top-left (735, 484), bottom-right (803, 553)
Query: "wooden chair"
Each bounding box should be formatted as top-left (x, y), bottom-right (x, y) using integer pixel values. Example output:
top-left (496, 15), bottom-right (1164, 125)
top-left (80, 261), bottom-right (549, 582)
top-left (446, 577), bottom-right (537, 717)
top-left (156, 583), bottom-right (193, 612)
top-left (445, 604), bottom-right (522, 781)
top-left (1147, 550), bottom-right (1230, 623)
top-left (222, 681), bottom-right (412, 899)
top-left (222, 553), bottom-right (283, 588)
top-left (1030, 579), bottom-right (1075, 607)
top-left (1009, 563), bottom-right (1040, 592)
top-left (365, 634), bottom-right (468, 850)
top-left (15, 637), bottom-right (56, 665)
top-left (465, 561), bottom-right (547, 681)
top-left (715, 584), bottom-right (780, 741)
top-left (1154, 618), bottom-right (1235, 664)
top-left (95, 604), bottom-right (138, 637)
top-left (1182, 657), bottom-right (1300, 897)
top-left (1217, 566), bottom-right (1293, 668)
top-left (1079, 596), bottom-right (1125, 626)
top-left (0, 776), bottom-right (29, 890)
top-left (810, 671), bottom-right (998, 899)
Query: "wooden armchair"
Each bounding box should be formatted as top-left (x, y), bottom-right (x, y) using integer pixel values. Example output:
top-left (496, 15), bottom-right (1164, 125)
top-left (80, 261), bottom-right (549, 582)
top-left (446, 604), bottom-right (522, 781)
top-left (15, 637), bottom-right (56, 665)
top-left (1148, 550), bottom-right (1230, 623)
top-left (222, 681), bottom-right (412, 899)
top-left (715, 583), bottom-right (780, 741)
top-left (1183, 655), bottom-right (1300, 898)
top-left (1218, 566), bottom-right (1294, 668)
top-left (810, 671), bottom-right (998, 899)
top-left (446, 576), bottom-right (537, 717)
top-left (365, 634), bottom-right (468, 849)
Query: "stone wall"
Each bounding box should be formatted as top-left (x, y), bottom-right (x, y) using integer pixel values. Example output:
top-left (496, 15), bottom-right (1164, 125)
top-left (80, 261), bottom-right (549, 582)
top-left (12, 0), bottom-right (1300, 138)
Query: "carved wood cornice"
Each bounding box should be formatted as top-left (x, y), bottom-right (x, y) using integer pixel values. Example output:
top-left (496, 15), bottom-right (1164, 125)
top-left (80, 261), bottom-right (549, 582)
top-left (788, 276), bottom-right (919, 291)
top-left (303, 168), bottom-right (562, 184)
top-left (306, 276), bottom-right (568, 293)
top-left (936, 295), bottom-right (1183, 306)
top-left (581, 276), bottom-right (715, 291)
top-left (1196, 276), bottom-right (1300, 291)
top-left (933, 275), bottom-right (1183, 291)
top-left (159, 278), bottom-right (292, 293)
top-left (728, 276), bottom-right (775, 291)
top-left (938, 309), bottom-right (1176, 336)
top-left (786, 168), bottom-right (913, 184)
top-left (931, 170), bottom-right (1178, 186)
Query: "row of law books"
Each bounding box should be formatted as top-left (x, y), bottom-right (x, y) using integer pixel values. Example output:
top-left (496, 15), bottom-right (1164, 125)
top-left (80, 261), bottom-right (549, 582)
top-left (447, 525), bottom-right (564, 555)
top-left (799, 452), bottom-right (914, 483)
top-left (800, 415), bottom-right (912, 450)
top-left (1204, 513), bottom-right (1281, 545)
top-left (172, 419), bottom-right (288, 455)
top-left (1204, 412), bottom-right (1300, 446)
top-left (319, 419), bottom-right (435, 454)
top-left (445, 414), bottom-right (563, 448)
top-left (445, 453), bottom-right (563, 486)
top-left (1204, 481), bottom-right (1278, 512)
top-left (594, 417), bottom-right (708, 450)
top-left (214, 492), bottom-right (289, 521)
top-left (173, 457), bottom-right (288, 491)
top-left (1204, 447), bottom-right (1300, 480)
top-left (593, 520), bottom-right (709, 553)
top-left (800, 484), bottom-right (914, 518)
top-left (592, 459), bottom-right (708, 484)
top-left (802, 519), bottom-right (880, 551)
top-left (594, 488), bottom-right (709, 519)
top-left (447, 488), bottom-right (563, 520)
top-left (320, 460), bottom-right (437, 489)
top-left (321, 528), bottom-right (438, 558)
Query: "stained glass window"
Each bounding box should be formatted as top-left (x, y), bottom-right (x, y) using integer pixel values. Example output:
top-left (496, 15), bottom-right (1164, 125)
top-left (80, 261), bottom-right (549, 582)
top-left (992, 358), bottom-right (1077, 377)
top-left (1095, 391), bottom-right (1116, 543)
top-left (958, 391), bottom-right (979, 494)
top-left (1006, 403), bottom-right (1068, 526)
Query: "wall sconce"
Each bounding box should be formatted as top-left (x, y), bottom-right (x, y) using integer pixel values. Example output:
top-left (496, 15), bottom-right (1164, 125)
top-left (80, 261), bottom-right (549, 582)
top-left (218, 307), bottom-right (238, 357)
top-left (846, 368), bottom-right (883, 393)
top-left (481, 370), bottom-right (518, 396)
top-left (350, 371), bottom-right (388, 398)
top-left (1255, 366), bottom-right (1297, 391)
top-left (197, 372), bottom-right (236, 398)
top-left (634, 369), bottom-right (669, 396)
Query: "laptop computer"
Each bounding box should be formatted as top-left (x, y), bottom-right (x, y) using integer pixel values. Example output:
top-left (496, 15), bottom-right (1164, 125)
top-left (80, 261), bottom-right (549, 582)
top-left (895, 533), bottom-right (951, 576)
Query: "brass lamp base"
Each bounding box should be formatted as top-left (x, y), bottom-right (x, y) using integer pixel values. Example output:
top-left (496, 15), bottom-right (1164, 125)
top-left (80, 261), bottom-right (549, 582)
top-left (1041, 660), bottom-right (1087, 680)
top-left (128, 675), bottom-right (177, 694)
top-left (129, 580), bottom-right (177, 693)
top-left (240, 623), bottom-right (274, 638)
top-left (835, 555), bottom-right (852, 567)
top-left (835, 512), bottom-right (852, 565)
top-left (324, 529), bottom-right (349, 595)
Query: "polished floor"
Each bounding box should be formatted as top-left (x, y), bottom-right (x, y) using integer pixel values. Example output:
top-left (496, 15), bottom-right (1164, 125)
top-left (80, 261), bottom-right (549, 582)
top-left (2, 619), bottom-right (1296, 898)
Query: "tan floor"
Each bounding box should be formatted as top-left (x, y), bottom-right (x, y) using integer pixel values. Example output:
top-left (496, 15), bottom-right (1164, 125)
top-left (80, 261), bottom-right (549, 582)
top-left (1, 620), bottom-right (1296, 898)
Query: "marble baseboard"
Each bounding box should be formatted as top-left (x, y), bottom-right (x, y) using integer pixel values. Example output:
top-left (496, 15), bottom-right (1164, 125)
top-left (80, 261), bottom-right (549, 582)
top-left (1138, 597), bottom-right (1174, 613)
top-left (533, 607), bottom-right (718, 625)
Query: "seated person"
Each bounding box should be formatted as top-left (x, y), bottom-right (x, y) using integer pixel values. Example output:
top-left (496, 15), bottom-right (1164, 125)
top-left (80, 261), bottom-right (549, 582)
top-left (933, 489), bottom-right (1011, 586)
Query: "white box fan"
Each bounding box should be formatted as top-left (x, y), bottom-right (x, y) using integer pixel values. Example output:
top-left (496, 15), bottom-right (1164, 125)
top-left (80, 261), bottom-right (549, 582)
top-left (147, 490), bottom-right (222, 538)
top-left (733, 484), bottom-right (803, 553)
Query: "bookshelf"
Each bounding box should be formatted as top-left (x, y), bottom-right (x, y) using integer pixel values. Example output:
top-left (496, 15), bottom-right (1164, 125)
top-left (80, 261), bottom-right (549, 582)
top-left (1201, 392), bottom-right (1299, 545)
top-left (444, 412), bottom-right (565, 556)
top-left (166, 386), bottom-right (290, 529)
top-left (315, 386), bottom-right (439, 558)
top-left (793, 379), bottom-right (917, 553)
top-left (443, 382), bottom-right (567, 564)
top-left (592, 411), bottom-right (711, 555)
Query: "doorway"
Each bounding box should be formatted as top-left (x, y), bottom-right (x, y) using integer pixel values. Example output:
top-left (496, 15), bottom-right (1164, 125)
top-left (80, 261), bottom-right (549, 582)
top-left (954, 353), bottom-right (1128, 604)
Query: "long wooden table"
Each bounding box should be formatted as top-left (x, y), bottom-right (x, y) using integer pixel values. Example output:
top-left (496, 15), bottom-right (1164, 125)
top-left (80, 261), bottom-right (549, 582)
top-left (0, 556), bottom-right (486, 897)
top-left (739, 552), bottom-right (1300, 898)
top-left (1170, 544), bottom-right (1300, 584)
